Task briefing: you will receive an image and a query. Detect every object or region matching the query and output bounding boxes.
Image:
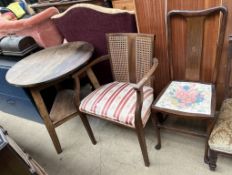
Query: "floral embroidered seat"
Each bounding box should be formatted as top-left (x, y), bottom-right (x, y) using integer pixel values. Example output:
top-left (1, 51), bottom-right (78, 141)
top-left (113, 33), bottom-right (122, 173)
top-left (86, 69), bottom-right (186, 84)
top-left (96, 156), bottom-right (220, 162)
top-left (155, 81), bottom-right (212, 115)
top-left (208, 98), bottom-right (232, 170)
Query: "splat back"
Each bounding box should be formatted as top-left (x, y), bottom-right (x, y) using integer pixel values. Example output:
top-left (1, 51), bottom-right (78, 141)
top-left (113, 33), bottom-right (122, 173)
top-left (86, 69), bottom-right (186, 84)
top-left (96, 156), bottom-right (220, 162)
top-left (167, 7), bottom-right (227, 83)
top-left (107, 33), bottom-right (154, 87)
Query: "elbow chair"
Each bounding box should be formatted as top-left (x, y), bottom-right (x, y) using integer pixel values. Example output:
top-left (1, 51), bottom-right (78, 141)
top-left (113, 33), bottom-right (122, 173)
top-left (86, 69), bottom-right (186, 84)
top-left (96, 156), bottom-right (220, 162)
top-left (72, 33), bottom-right (158, 167)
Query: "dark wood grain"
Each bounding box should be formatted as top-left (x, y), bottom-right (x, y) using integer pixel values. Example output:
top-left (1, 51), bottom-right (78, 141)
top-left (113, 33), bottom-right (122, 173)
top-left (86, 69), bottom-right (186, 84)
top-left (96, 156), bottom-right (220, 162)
top-left (219, 0), bottom-right (232, 106)
top-left (6, 42), bottom-right (94, 88)
top-left (185, 17), bottom-right (204, 81)
top-left (167, 7), bottom-right (227, 84)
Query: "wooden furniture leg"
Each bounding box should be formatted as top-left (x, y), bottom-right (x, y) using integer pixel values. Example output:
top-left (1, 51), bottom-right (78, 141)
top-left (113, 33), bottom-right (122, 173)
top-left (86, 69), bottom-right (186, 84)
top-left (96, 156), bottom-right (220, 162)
top-left (204, 119), bottom-right (215, 163)
top-left (30, 89), bottom-right (62, 154)
top-left (151, 112), bottom-right (161, 149)
top-left (79, 113), bottom-right (97, 145)
top-left (135, 125), bottom-right (150, 167)
top-left (209, 149), bottom-right (218, 171)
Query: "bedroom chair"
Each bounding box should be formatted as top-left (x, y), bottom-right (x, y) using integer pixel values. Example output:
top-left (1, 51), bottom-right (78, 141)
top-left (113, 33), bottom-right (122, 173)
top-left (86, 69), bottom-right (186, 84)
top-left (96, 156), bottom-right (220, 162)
top-left (73, 33), bottom-right (158, 166)
top-left (152, 6), bottom-right (227, 163)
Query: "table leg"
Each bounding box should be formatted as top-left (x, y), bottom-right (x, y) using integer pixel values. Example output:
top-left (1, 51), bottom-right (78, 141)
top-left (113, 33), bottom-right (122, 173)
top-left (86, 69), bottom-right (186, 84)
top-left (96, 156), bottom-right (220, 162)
top-left (30, 89), bottom-right (62, 154)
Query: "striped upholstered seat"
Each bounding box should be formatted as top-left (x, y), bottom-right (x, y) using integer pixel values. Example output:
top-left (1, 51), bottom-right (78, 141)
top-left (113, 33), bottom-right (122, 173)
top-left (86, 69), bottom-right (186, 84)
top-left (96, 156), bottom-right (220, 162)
top-left (80, 81), bottom-right (154, 127)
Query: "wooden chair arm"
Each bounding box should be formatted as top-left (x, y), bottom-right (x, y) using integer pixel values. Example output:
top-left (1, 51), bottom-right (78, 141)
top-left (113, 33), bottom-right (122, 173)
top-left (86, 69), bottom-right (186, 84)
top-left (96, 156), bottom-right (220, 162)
top-left (133, 58), bottom-right (158, 127)
top-left (72, 54), bottom-right (110, 89)
top-left (72, 54), bottom-right (110, 78)
top-left (132, 58), bottom-right (158, 91)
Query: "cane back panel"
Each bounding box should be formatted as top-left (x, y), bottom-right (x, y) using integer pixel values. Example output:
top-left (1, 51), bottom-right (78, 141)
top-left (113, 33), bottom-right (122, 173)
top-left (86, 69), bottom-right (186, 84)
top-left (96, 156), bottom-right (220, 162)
top-left (107, 33), bottom-right (154, 87)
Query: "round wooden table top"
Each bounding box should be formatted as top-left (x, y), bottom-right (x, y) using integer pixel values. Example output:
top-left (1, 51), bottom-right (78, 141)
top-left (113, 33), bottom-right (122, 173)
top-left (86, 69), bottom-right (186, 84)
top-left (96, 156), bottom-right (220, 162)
top-left (6, 42), bottom-right (94, 88)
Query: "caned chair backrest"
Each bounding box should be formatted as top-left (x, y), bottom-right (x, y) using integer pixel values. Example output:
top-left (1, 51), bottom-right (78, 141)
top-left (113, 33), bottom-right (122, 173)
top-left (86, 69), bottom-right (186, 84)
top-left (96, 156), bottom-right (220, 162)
top-left (167, 6), bottom-right (227, 83)
top-left (107, 33), bottom-right (154, 87)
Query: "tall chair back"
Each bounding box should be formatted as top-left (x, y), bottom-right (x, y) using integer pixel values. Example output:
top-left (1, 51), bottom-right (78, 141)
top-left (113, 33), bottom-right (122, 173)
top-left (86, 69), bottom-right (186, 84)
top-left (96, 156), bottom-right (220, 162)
top-left (107, 33), bottom-right (154, 87)
top-left (167, 7), bottom-right (227, 83)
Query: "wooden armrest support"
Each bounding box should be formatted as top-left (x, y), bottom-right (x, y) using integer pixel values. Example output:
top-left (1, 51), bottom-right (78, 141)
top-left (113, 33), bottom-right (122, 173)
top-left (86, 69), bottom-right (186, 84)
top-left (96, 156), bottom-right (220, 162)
top-left (72, 54), bottom-right (110, 78)
top-left (134, 58), bottom-right (158, 126)
top-left (132, 58), bottom-right (158, 90)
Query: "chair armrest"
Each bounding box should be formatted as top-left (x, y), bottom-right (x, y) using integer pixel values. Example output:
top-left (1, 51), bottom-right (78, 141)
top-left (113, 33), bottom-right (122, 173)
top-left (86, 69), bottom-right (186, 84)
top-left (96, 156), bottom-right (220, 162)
top-left (72, 54), bottom-right (110, 105)
top-left (132, 58), bottom-right (158, 91)
top-left (72, 54), bottom-right (110, 78)
top-left (133, 58), bottom-right (158, 127)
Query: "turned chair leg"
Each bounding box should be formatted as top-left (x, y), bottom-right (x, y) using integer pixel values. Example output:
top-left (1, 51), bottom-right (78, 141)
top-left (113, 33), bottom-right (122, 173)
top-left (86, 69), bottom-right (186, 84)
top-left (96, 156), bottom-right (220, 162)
top-left (204, 144), bottom-right (209, 164)
top-left (135, 126), bottom-right (150, 167)
top-left (151, 113), bottom-right (161, 150)
top-left (79, 113), bottom-right (97, 145)
top-left (205, 119), bottom-right (214, 163)
top-left (209, 149), bottom-right (218, 171)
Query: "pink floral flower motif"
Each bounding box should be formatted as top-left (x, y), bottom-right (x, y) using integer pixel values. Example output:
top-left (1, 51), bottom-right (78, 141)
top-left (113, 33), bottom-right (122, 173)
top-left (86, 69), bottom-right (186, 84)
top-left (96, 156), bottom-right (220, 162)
top-left (175, 85), bottom-right (198, 106)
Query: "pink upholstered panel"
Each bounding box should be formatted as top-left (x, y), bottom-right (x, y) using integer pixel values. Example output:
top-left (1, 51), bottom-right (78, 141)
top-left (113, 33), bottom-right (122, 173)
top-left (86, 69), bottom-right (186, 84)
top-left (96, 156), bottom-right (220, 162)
top-left (79, 82), bottom-right (153, 127)
top-left (0, 7), bottom-right (63, 48)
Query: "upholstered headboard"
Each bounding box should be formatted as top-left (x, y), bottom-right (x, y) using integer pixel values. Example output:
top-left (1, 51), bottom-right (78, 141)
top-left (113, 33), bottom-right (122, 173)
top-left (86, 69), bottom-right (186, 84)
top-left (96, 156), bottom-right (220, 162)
top-left (52, 4), bottom-right (137, 83)
top-left (52, 4), bottom-right (137, 57)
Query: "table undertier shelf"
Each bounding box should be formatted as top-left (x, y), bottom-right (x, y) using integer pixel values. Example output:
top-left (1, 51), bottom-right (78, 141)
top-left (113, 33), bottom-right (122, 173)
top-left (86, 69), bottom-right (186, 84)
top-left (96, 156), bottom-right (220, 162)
top-left (50, 89), bottom-right (78, 127)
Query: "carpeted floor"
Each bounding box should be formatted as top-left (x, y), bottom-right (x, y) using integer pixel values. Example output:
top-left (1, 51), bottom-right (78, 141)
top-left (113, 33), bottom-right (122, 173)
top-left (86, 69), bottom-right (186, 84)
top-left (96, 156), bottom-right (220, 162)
top-left (0, 111), bottom-right (232, 175)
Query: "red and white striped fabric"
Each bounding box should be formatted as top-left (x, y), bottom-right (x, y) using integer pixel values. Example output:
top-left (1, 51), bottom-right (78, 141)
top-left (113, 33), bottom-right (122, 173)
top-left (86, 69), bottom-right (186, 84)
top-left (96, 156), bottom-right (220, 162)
top-left (79, 81), bottom-right (154, 127)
